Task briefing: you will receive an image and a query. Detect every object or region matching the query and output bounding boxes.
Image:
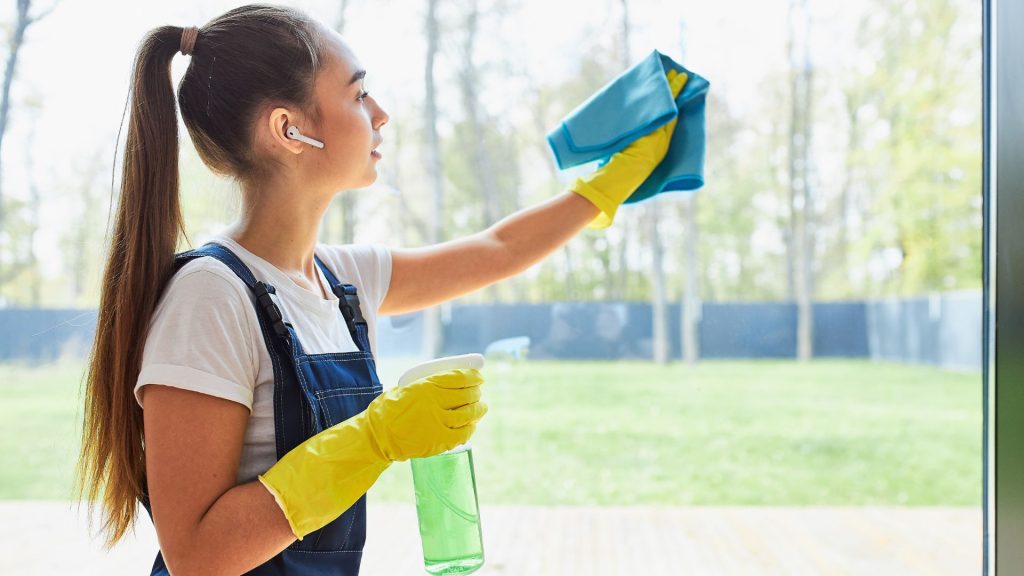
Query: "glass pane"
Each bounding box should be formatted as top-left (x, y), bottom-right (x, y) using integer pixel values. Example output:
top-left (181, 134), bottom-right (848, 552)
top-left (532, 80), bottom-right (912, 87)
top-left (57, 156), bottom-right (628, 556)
top-left (0, 0), bottom-right (982, 573)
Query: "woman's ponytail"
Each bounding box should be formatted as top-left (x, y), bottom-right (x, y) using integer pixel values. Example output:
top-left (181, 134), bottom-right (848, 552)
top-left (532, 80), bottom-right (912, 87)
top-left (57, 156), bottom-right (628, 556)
top-left (74, 25), bottom-right (187, 549)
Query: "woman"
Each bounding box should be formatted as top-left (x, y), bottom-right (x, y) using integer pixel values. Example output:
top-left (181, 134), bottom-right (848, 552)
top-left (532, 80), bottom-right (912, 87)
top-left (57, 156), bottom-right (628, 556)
top-left (74, 4), bottom-right (683, 574)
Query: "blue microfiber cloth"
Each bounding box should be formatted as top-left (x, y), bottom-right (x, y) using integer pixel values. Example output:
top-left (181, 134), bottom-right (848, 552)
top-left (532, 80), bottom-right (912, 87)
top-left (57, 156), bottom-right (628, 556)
top-left (546, 49), bottom-right (710, 204)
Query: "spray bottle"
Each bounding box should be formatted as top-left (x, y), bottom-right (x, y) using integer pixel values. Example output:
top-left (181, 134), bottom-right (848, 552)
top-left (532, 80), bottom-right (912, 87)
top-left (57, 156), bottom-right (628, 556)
top-left (397, 353), bottom-right (486, 575)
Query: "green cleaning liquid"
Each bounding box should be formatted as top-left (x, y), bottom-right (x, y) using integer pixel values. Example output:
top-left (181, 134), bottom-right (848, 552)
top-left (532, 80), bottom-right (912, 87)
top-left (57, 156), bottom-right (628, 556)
top-left (411, 443), bottom-right (484, 575)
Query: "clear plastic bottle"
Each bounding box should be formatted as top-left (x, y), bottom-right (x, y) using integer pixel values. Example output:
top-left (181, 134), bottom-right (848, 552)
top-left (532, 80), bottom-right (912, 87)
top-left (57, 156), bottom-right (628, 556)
top-left (397, 354), bottom-right (486, 575)
top-left (411, 443), bottom-right (484, 575)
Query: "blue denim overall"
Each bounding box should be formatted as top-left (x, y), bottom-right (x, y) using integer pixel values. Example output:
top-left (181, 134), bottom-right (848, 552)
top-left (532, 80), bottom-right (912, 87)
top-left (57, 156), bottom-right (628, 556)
top-left (139, 241), bottom-right (384, 575)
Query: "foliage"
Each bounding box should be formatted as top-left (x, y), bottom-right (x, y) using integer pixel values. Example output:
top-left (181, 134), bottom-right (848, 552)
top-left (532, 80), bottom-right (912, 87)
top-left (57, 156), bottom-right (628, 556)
top-left (0, 0), bottom-right (983, 306)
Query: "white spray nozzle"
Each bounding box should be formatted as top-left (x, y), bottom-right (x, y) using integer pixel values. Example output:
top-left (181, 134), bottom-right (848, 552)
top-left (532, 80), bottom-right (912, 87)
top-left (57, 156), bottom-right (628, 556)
top-left (397, 353), bottom-right (485, 388)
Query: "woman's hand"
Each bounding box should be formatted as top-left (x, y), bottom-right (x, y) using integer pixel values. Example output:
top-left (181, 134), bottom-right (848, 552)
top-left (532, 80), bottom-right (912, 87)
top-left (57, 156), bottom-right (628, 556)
top-left (366, 367), bottom-right (488, 461)
top-left (258, 368), bottom-right (487, 540)
top-left (569, 68), bottom-right (689, 229)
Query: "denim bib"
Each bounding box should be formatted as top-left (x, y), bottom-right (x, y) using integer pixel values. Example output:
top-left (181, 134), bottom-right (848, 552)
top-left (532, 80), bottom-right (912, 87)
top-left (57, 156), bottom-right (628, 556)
top-left (139, 241), bottom-right (383, 575)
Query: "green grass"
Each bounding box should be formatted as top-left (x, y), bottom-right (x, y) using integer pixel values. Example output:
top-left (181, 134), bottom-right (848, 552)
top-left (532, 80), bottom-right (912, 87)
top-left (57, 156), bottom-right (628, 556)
top-left (0, 361), bottom-right (89, 500)
top-left (0, 359), bottom-right (982, 506)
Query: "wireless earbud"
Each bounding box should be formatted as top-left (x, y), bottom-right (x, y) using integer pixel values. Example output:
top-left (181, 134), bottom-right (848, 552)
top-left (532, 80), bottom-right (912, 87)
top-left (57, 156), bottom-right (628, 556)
top-left (286, 125), bottom-right (325, 149)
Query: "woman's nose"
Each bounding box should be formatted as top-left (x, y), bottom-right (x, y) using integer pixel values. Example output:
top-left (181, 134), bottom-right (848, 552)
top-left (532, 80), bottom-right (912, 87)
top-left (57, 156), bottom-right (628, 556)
top-left (372, 98), bottom-right (389, 129)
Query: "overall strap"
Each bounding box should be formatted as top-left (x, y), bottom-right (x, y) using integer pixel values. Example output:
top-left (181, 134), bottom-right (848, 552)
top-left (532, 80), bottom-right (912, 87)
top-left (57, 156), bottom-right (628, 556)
top-left (173, 241), bottom-right (312, 459)
top-left (314, 253), bottom-right (371, 354)
top-left (175, 243), bottom-right (294, 346)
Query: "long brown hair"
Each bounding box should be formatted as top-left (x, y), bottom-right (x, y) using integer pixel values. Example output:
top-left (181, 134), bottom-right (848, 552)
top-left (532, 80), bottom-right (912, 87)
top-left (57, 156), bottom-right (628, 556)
top-left (74, 4), bottom-right (327, 549)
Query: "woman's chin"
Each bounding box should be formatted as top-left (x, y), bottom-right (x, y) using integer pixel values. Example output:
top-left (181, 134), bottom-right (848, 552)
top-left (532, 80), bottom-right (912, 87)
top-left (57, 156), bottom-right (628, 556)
top-left (355, 168), bottom-right (378, 189)
top-left (337, 161), bottom-right (380, 190)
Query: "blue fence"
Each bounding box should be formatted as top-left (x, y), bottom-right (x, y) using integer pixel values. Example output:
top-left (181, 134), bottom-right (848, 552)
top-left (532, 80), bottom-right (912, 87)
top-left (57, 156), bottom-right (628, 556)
top-left (865, 292), bottom-right (982, 371)
top-left (0, 293), bottom-right (981, 370)
top-left (0, 309), bottom-right (97, 364)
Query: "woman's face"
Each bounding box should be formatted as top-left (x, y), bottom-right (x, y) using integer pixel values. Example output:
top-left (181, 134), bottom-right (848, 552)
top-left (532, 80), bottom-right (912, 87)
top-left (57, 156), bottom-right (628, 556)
top-left (301, 28), bottom-right (389, 190)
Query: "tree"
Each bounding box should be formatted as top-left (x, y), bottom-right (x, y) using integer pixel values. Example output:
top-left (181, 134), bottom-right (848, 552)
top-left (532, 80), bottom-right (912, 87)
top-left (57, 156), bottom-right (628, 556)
top-left (22, 89), bottom-right (40, 305)
top-left (681, 194), bottom-right (699, 363)
top-left (677, 18), bottom-right (699, 365)
top-left (331, 0), bottom-right (357, 246)
top-left (522, 42), bottom-right (621, 303)
top-left (422, 0), bottom-right (445, 357)
top-left (787, 0), bottom-right (815, 361)
top-left (447, 0), bottom-right (523, 302)
top-left (842, 0), bottom-right (981, 296)
top-left (0, 0), bottom-right (61, 299)
top-left (58, 149), bottom-right (108, 307)
top-left (615, 0), bottom-right (669, 362)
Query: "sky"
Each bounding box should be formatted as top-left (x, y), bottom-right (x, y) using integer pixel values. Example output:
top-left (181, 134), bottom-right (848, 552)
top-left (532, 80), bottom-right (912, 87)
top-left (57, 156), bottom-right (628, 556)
top-left (2, 0), bottom-right (866, 281)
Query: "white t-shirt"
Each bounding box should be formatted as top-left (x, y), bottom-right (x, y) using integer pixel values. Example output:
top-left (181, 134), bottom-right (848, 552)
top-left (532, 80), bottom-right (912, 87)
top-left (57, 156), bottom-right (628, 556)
top-left (134, 233), bottom-right (392, 484)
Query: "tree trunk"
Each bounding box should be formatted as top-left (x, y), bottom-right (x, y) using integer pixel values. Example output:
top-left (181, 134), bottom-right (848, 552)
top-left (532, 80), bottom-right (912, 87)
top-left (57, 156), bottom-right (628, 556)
top-left (622, 0), bottom-right (669, 363)
top-left (423, 0), bottom-right (445, 358)
top-left (335, 0), bottom-right (357, 246)
top-left (0, 0), bottom-right (36, 298)
top-left (788, 0), bottom-right (815, 361)
top-left (682, 195), bottom-right (700, 364)
top-left (837, 94), bottom-right (860, 293)
top-left (648, 203), bottom-right (669, 363)
top-left (531, 84), bottom-right (575, 303)
top-left (461, 2), bottom-right (499, 228)
top-left (459, 0), bottom-right (502, 301)
top-left (63, 150), bottom-right (105, 306)
top-left (678, 18), bottom-right (700, 365)
top-left (611, 0), bottom-right (631, 303)
top-left (27, 113), bottom-right (40, 306)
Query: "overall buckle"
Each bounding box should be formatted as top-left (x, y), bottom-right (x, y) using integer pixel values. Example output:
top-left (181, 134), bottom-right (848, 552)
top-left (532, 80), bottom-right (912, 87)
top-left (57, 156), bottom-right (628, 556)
top-left (338, 286), bottom-right (366, 336)
top-left (253, 281), bottom-right (292, 342)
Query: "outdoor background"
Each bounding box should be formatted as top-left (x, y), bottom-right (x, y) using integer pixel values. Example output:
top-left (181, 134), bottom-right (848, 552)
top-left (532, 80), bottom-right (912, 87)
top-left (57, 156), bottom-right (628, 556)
top-left (0, 0), bottom-right (982, 573)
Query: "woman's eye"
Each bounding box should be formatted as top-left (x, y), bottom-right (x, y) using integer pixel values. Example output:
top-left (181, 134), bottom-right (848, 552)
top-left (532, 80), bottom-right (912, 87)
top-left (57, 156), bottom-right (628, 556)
top-left (358, 90), bottom-right (370, 101)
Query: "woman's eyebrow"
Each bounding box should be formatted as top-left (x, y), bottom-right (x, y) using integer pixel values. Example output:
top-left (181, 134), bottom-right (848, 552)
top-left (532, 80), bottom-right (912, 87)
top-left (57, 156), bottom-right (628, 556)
top-left (348, 70), bottom-right (366, 86)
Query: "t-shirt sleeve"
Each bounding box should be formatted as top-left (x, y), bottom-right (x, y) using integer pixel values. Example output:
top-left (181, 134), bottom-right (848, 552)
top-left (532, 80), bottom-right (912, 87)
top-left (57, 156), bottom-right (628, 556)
top-left (331, 243), bottom-right (393, 312)
top-left (365, 243), bottom-right (393, 311)
top-left (134, 267), bottom-right (260, 412)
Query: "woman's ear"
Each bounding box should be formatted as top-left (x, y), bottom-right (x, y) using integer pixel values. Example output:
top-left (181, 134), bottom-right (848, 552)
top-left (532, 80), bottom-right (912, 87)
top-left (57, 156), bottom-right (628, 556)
top-left (265, 107), bottom-right (306, 155)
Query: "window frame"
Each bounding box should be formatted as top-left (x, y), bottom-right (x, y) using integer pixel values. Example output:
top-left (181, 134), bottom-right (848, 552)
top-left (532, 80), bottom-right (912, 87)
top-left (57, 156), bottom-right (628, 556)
top-left (985, 0), bottom-right (1023, 573)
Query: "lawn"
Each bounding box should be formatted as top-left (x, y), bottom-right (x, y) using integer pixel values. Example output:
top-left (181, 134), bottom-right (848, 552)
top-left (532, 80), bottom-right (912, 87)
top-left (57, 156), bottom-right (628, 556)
top-left (0, 359), bottom-right (982, 506)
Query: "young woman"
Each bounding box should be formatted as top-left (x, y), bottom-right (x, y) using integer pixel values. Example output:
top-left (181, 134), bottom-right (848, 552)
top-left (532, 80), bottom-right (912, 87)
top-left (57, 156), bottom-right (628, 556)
top-left (74, 4), bottom-right (683, 575)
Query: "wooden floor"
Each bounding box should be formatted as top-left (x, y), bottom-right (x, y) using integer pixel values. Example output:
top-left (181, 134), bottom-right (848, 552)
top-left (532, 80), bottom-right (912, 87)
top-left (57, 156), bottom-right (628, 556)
top-left (0, 502), bottom-right (981, 575)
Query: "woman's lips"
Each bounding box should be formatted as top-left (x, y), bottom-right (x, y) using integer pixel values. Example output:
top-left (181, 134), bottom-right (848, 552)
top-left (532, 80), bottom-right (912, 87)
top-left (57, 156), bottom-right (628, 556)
top-left (371, 150), bottom-right (382, 159)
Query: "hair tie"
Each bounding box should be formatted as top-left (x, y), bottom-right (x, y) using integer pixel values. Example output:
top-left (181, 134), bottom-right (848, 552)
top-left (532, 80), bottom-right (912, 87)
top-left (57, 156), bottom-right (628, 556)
top-left (180, 26), bottom-right (199, 56)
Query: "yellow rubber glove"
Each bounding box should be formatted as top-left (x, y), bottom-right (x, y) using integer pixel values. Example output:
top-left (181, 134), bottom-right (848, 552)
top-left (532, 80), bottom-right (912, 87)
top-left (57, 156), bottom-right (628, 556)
top-left (257, 368), bottom-right (487, 540)
top-left (570, 68), bottom-right (689, 229)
